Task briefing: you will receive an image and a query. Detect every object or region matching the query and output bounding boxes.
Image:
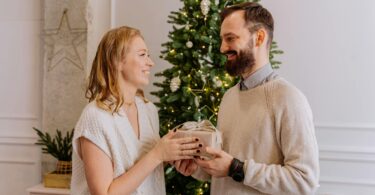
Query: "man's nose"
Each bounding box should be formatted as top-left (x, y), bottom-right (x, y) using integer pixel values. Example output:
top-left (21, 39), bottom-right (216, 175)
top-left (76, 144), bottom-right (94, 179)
top-left (220, 42), bottom-right (228, 54)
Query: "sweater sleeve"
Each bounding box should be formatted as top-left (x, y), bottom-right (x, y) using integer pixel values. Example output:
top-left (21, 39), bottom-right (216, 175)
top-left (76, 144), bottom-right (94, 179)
top-left (73, 104), bottom-right (112, 160)
top-left (243, 83), bottom-right (320, 195)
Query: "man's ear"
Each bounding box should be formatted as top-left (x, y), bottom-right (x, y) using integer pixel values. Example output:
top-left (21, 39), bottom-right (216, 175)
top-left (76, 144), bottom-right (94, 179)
top-left (255, 29), bottom-right (266, 47)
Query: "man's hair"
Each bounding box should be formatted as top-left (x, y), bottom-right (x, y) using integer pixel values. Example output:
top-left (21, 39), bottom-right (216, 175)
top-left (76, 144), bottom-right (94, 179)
top-left (221, 2), bottom-right (274, 48)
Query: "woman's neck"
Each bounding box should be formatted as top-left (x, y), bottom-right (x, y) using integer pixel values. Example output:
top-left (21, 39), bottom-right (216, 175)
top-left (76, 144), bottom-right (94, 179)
top-left (119, 80), bottom-right (137, 105)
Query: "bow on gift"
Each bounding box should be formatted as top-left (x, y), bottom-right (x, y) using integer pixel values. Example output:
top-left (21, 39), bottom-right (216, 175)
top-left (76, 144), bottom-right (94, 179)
top-left (172, 120), bottom-right (217, 132)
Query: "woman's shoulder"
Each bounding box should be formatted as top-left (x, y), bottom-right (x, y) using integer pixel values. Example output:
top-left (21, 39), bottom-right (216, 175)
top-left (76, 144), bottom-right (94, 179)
top-left (136, 96), bottom-right (158, 113)
top-left (76, 101), bottom-right (114, 131)
top-left (81, 101), bottom-right (112, 118)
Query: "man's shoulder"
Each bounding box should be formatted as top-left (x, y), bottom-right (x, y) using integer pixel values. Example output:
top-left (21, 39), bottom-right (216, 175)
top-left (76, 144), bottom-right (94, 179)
top-left (221, 83), bottom-right (240, 101)
top-left (267, 78), bottom-right (310, 106)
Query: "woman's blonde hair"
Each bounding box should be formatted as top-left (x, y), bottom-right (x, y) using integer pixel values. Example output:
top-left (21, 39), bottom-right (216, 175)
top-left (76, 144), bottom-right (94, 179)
top-left (86, 26), bottom-right (148, 113)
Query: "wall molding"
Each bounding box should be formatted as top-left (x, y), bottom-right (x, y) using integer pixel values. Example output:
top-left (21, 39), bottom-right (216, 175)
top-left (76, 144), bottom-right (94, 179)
top-left (320, 154), bottom-right (375, 163)
top-left (319, 145), bottom-right (375, 163)
top-left (0, 158), bottom-right (36, 165)
top-left (315, 123), bottom-right (375, 131)
top-left (0, 136), bottom-right (38, 145)
top-left (0, 115), bottom-right (38, 120)
top-left (320, 177), bottom-right (375, 187)
top-left (320, 145), bottom-right (375, 155)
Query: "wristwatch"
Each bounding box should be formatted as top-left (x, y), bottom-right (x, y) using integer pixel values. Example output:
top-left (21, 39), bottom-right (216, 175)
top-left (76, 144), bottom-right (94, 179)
top-left (228, 158), bottom-right (245, 182)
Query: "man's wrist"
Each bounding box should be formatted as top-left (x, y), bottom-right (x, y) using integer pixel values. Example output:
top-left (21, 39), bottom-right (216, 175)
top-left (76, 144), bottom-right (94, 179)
top-left (228, 158), bottom-right (245, 182)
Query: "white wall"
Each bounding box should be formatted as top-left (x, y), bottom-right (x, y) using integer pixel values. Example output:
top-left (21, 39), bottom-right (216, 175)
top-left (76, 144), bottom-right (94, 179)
top-left (0, 0), bottom-right (42, 194)
top-left (103, 1), bottom-right (375, 194)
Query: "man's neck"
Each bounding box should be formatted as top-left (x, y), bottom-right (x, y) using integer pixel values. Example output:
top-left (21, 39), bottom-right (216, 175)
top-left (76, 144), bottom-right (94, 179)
top-left (241, 59), bottom-right (270, 79)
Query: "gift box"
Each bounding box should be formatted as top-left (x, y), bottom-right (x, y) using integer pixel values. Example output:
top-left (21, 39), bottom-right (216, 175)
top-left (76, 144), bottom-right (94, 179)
top-left (172, 120), bottom-right (222, 159)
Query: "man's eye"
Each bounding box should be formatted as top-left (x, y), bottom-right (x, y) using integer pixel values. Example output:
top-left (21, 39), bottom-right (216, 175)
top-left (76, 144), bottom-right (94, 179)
top-left (140, 53), bottom-right (146, 56)
top-left (226, 37), bottom-right (234, 42)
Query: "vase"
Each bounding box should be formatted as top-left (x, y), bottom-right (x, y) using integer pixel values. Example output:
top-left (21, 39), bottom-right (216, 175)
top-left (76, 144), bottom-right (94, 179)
top-left (56, 160), bottom-right (72, 174)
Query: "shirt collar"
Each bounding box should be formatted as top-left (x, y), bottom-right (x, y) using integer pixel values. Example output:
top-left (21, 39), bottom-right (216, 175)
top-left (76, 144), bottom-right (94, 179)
top-left (240, 63), bottom-right (273, 91)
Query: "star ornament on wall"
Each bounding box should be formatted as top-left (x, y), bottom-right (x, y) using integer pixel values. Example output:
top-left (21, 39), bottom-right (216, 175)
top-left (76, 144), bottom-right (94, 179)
top-left (43, 9), bottom-right (87, 72)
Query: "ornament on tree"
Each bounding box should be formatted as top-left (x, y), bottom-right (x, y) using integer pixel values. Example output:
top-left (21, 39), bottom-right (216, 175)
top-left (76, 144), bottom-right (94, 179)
top-left (186, 41), bottom-right (193, 48)
top-left (200, 0), bottom-right (211, 16)
top-left (185, 23), bottom-right (191, 30)
top-left (170, 77), bottom-right (181, 92)
top-left (201, 74), bottom-right (207, 84)
top-left (195, 96), bottom-right (200, 107)
top-left (213, 77), bottom-right (223, 87)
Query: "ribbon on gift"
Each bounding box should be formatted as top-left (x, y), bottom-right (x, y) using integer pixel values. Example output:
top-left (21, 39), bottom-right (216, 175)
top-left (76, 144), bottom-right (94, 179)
top-left (171, 120), bottom-right (217, 132)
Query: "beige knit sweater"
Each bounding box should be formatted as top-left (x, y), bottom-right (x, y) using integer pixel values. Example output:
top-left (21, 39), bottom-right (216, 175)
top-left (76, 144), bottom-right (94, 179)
top-left (195, 77), bottom-right (319, 195)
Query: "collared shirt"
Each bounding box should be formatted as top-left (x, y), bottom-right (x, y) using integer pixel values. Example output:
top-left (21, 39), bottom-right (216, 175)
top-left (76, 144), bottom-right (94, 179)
top-left (240, 63), bottom-right (278, 91)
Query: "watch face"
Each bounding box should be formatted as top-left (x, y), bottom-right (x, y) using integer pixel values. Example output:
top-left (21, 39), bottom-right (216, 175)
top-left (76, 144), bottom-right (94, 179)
top-left (233, 172), bottom-right (244, 182)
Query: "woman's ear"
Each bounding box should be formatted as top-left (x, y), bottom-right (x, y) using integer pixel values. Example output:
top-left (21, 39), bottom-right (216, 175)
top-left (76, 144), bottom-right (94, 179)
top-left (117, 57), bottom-right (126, 71)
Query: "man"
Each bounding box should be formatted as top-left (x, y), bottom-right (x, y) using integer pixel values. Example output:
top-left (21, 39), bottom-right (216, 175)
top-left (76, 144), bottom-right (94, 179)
top-left (174, 2), bottom-right (320, 195)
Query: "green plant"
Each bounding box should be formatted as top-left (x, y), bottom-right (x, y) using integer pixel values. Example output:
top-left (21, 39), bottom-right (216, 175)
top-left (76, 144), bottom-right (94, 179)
top-left (33, 128), bottom-right (74, 161)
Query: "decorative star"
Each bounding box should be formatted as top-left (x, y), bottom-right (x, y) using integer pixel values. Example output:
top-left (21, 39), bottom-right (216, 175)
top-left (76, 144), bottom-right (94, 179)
top-left (43, 9), bottom-right (86, 72)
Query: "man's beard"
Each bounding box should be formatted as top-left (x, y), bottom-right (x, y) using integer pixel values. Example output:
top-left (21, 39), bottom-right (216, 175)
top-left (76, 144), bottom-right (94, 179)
top-left (225, 42), bottom-right (256, 77)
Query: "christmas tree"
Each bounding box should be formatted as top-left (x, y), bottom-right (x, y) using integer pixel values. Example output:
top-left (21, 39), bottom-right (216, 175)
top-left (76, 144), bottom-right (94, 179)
top-left (151, 0), bottom-right (283, 194)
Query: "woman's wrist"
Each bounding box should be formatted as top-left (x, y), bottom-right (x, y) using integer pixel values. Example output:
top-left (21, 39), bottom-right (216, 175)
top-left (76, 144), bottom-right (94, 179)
top-left (148, 147), bottom-right (163, 164)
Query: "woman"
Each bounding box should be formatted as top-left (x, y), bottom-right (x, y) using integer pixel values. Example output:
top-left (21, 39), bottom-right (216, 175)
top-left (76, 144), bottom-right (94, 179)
top-left (71, 26), bottom-right (200, 195)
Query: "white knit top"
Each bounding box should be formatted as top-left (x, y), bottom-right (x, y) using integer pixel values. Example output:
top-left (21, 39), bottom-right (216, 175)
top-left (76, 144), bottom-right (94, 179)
top-left (71, 97), bottom-right (165, 195)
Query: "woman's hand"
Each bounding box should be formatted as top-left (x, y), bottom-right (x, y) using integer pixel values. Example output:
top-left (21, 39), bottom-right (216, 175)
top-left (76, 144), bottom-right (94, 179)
top-left (151, 130), bottom-right (201, 162)
top-left (173, 159), bottom-right (199, 176)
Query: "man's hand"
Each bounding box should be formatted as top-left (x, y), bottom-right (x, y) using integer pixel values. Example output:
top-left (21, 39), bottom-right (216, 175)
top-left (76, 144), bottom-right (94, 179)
top-left (194, 147), bottom-right (233, 177)
top-left (173, 159), bottom-right (198, 176)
